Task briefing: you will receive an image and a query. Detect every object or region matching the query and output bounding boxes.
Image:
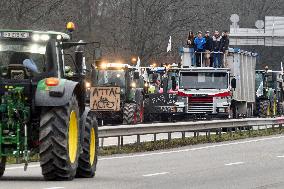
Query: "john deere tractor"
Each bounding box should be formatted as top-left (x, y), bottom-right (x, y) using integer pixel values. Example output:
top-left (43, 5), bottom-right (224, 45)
top-left (255, 68), bottom-right (284, 117)
top-left (90, 62), bottom-right (145, 125)
top-left (0, 23), bottom-right (99, 180)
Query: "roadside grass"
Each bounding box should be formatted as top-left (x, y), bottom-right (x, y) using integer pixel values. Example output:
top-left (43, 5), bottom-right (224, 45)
top-left (99, 127), bottom-right (284, 156)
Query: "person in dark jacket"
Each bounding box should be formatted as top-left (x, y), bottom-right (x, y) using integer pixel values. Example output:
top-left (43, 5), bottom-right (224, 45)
top-left (204, 31), bottom-right (213, 67)
top-left (187, 31), bottom-right (195, 48)
top-left (187, 31), bottom-right (196, 66)
top-left (212, 30), bottom-right (222, 68)
top-left (221, 30), bottom-right (230, 67)
top-left (194, 31), bottom-right (206, 67)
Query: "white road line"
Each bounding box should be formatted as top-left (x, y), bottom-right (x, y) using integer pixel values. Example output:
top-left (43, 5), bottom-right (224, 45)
top-left (143, 172), bottom-right (169, 177)
top-left (6, 164), bottom-right (40, 170)
top-left (43, 187), bottom-right (64, 189)
top-left (99, 135), bottom-right (284, 161)
top-left (277, 155), bottom-right (284, 158)
top-left (225, 162), bottom-right (244, 166)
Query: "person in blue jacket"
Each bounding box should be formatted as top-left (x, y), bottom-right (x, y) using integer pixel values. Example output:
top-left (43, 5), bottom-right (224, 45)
top-left (194, 31), bottom-right (206, 67)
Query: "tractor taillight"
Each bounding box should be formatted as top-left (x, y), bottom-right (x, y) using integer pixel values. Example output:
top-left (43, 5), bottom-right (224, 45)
top-left (45, 77), bottom-right (59, 87)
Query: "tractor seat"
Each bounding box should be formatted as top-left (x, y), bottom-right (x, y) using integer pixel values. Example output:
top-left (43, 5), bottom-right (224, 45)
top-left (7, 64), bottom-right (31, 80)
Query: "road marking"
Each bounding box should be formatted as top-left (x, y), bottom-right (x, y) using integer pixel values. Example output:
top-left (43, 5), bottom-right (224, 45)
top-left (277, 155), bottom-right (284, 158)
top-left (225, 162), bottom-right (244, 166)
top-left (99, 135), bottom-right (284, 161)
top-left (143, 172), bottom-right (169, 177)
top-left (6, 164), bottom-right (40, 170)
top-left (43, 187), bottom-right (64, 189)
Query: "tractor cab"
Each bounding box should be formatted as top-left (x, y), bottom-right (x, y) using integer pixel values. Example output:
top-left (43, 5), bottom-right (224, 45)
top-left (90, 62), bottom-right (145, 125)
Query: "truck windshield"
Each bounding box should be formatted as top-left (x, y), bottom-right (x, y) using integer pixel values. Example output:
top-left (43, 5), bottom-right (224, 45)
top-left (0, 40), bottom-right (47, 78)
top-left (97, 70), bottom-right (125, 87)
top-left (180, 72), bottom-right (228, 89)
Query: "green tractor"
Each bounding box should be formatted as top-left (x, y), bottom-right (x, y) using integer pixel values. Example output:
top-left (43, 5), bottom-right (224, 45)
top-left (255, 68), bottom-right (284, 117)
top-left (90, 62), bottom-right (145, 125)
top-left (0, 24), bottom-right (99, 180)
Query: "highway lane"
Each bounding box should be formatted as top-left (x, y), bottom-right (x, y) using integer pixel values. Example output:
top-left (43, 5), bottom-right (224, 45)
top-left (1, 135), bottom-right (284, 189)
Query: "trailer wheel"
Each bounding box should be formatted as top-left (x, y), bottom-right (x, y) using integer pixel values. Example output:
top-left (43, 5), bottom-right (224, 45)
top-left (76, 112), bottom-right (99, 178)
top-left (0, 157), bottom-right (6, 177)
top-left (123, 103), bottom-right (137, 124)
top-left (39, 95), bottom-right (80, 181)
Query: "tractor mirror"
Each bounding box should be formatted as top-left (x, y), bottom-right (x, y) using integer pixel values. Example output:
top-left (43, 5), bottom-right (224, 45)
top-left (231, 78), bottom-right (236, 89)
top-left (134, 71), bottom-right (140, 79)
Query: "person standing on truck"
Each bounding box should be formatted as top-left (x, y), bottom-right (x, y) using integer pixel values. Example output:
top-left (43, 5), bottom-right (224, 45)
top-left (194, 31), bottom-right (206, 67)
top-left (204, 31), bottom-right (213, 67)
top-left (187, 31), bottom-right (196, 66)
top-left (221, 30), bottom-right (230, 68)
top-left (212, 31), bottom-right (222, 68)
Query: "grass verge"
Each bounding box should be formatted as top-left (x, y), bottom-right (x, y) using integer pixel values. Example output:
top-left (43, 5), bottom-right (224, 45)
top-left (99, 127), bottom-right (284, 156)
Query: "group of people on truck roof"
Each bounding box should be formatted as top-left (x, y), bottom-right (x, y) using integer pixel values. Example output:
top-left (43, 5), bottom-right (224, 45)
top-left (187, 30), bottom-right (229, 68)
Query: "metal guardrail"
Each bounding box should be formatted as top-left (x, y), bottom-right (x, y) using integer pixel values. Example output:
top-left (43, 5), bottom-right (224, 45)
top-left (98, 117), bottom-right (284, 139)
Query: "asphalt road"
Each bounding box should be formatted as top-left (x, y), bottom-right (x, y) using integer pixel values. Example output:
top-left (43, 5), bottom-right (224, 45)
top-left (2, 135), bottom-right (284, 189)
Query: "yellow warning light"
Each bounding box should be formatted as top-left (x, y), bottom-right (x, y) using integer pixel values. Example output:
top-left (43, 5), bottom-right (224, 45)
top-left (66, 22), bottom-right (75, 32)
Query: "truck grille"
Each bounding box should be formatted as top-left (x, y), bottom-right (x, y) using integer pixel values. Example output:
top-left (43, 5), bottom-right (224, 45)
top-left (188, 97), bottom-right (213, 114)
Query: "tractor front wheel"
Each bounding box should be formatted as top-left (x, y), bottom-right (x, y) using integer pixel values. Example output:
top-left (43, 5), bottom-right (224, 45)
top-left (39, 95), bottom-right (80, 181)
top-left (76, 112), bottom-right (99, 178)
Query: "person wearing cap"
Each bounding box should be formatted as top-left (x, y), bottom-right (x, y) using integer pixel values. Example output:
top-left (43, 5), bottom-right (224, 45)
top-left (212, 30), bottom-right (222, 68)
top-left (194, 31), bottom-right (206, 67)
top-left (221, 30), bottom-right (230, 67)
top-left (204, 31), bottom-right (213, 67)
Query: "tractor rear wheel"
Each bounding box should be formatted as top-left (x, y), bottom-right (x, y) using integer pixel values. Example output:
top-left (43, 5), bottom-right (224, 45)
top-left (0, 157), bottom-right (6, 178)
top-left (123, 103), bottom-right (137, 124)
top-left (76, 112), bottom-right (99, 178)
top-left (39, 95), bottom-right (80, 181)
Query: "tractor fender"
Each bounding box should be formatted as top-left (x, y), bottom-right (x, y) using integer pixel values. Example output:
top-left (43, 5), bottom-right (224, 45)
top-left (35, 79), bottom-right (79, 107)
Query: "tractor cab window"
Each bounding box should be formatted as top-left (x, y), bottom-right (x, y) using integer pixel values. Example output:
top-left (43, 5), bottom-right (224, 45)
top-left (97, 69), bottom-right (125, 88)
top-left (0, 40), bottom-right (48, 79)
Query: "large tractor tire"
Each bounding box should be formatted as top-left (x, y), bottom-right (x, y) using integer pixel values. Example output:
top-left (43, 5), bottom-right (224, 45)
top-left (39, 95), bottom-right (80, 181)
top-left (123, 103), bottom-right (137, 124)
top-left (76, 112), bottom-right (99, 178)
top-left (259, 100), bottom-right (269, 118)
top-left (0, 157), bottom-right (6, 178)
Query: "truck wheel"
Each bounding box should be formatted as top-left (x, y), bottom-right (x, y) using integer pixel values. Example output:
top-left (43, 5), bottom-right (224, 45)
top-left (76, 112), bottom-right (99, 178)
top-left (123, 103), bottom-right (137, 124)
top-left (39, 95), bottom-right (80, 181)
top-left (0, 157), bottom-right (6, 177)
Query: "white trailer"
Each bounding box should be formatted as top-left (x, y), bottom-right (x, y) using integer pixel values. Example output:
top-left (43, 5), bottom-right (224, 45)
top-left (227, 48), bottom-right (257, 117)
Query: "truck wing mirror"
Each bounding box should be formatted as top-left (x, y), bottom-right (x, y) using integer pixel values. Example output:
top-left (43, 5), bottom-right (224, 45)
top-left (231, 78), bottom-right (236, 89)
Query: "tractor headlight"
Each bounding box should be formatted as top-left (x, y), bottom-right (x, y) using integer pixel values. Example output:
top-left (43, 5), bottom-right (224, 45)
top-left (85, 81), bottom-right (91, 89)
top-left (131, 82), bottom-right (136, 88)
